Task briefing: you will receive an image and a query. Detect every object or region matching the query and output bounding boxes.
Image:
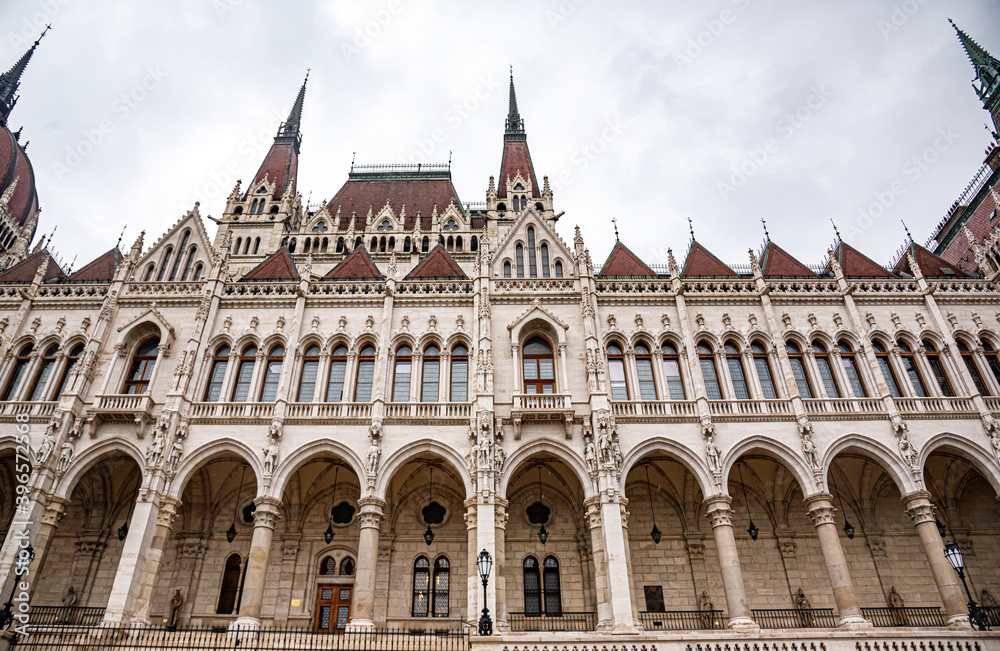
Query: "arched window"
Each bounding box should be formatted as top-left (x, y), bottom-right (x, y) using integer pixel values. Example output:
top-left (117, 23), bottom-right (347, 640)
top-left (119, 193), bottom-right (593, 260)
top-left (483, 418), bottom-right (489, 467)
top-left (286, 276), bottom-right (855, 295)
top-left (981, 338), bottom-right (1000, 389)
top-left (257, 200), bottom-right (266, 214)
top-left (540, 243), bottom-right (550, 278)
top-left (497, 202), bottom-right (506, 212)
top-left (297, 345), bottom-right (321, 402)
top-left (181, 246), bottom-right (198, 281)
top-left (232, 345), bottom-right (258, 402)
top-left (785, 341), bottom-right (813, 398)
top-left (169, 230), bottom-right (191, 281)
top-left (156, 247), bottom-right (173, 281)
top-left (380, 236), bottom-right (387, 252)
top-left (143, 264), bottom-right (156, 281)
top-left (751, 342), bottom-right (777, 399)
top-left (250, 199), bottom-right (258, 214)
top-left (812, 341), bottom-right (841, 398)
top-left (2, 344), bottom-right (33, 401)
top-left (634, 343), bottom-right (657, 400)
top-left (432, 556), bottom-right (450, 617)
top-left (326, 345), bottom-right (349, 402)
top-left (543, 556), bottom-right (562, 616)
top-left (340, 557), bottom-right (356, 576)
top-left (515, 244), bottom-right (525, 278)
top-left (527, 227), bottom-right (537, 278)
top-left (289, 238), bottom-right (297, 253)
top-left (259, 345), bottom-right (284, 401)
top-left (54, 344), bottom-right (84, 399)
top-left (523, 556), bottom-right (541, 616)
top-left (192, 263), bottom-right (204, 281)
top-left (446, 236), bottom-right (453, 252)
top-left (607, 342), bottom-right (629, 400)
top-left (233, 206), bottom-right (243, 215)
top-left (27, 344), bottom-right (59, 401)
top-left (421, 345), bottom-right (440, 402)
top-left (512, 196), bottom-right (520, 211)
top-left (412, 556), bottom-right (430, 617)
top-left (450, 344), bottom-right (468, 402)
top-left (455, 236), bottom-right (462, 252)
top-left (897, 340), bottom-right (927, 397)
top-left (389, 236), bottom-right (395, 251)
top-left (356, 236), bottom-right (363, 250)
top-left (320, 556), bottom-right (337, 575)
top-left (698, 342), bottom-right (722, 400)
top-left (956, 340), bottom-right (988, 396)
top-left (392, 345), bottom-right (412, 402)
top-left (321, 238), bottom-right (328, 253)
top-left (235, 238), bottom-right (243, 255)
top-left (503, 261), bottom-right (512, 278)
top-left (403, 237), bottom-right (411, 253)
top-left (304, 239), bottom-right (312, 254)
top-left (337, 238), bottom-right (345, 253)
top-left (123, 338), bottom-right (159, 394)
top-left (371, 236), bottom-right (378, 251)
top-left (377, 220), bottom-right (393, 232)
top-left (554, 260), bottom-right (563, 278)
top-left (661, 342), bottom-right (685, 399)
top-left (471, 236), bottom-right (478, 251)
top-left (872, 340), bottom-right (902, 397)
top-left (354, 345), bottom-right (376, 402)
top-left (205, 345), bottom-right (231, 402)
top-left (422, 237), bottom-right (429, 252)
top-left (725, 342), bottom-right (750, 399)
top-left (523, 337), bottom-right (555, 394)
top-left (243, 238), bottom-right (251, 255)
top-left (837, 341), bottom-right (868, 397)
top-left (922, 340), bottom-right (954, 396)
top-left (217, 553), bottom-right (242, 614)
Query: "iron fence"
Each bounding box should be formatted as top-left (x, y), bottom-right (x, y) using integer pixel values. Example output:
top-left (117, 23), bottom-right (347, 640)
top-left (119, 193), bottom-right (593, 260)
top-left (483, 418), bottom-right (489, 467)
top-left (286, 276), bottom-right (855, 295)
top-left (639, 610), bottom-right (724, 630)
top-left (29, 606), bottom-right (106, 626)
top-left (861, 607), bottom-right (946, 627)
top-left (507, 612), bottom-right (596, 632)
top-left (751, 608), bottom-right (837, 629)
top-left (981, 606), bottom-right (999, 628)
top-left (11, 625), bottom-right (470, 651)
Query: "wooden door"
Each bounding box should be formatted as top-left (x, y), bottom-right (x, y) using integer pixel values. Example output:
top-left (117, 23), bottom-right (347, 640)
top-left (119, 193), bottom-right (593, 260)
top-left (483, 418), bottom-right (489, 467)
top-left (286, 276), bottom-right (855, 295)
top-left (314, 585), bottom-right (352, 632)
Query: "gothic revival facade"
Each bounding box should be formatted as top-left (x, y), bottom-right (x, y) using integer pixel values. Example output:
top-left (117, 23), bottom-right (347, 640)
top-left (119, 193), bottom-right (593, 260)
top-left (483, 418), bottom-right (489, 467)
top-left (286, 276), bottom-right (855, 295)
top-left (0, 21), bottom-right (999, 651)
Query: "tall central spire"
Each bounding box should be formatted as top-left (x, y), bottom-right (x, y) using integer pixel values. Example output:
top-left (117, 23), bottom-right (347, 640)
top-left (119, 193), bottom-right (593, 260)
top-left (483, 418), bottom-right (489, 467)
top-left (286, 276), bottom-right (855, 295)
top-left (279, 69), bottom-right (309, 143)
top-left (950, 20), bottom-right (1000, 109)
top-left (0, 25), bottom-right (50, 127)
top-left (505, 67), bottom-right (524, 138)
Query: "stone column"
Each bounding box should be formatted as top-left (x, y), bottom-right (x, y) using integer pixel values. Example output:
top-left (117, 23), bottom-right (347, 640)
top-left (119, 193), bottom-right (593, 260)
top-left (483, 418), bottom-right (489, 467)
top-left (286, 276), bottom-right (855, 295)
top-left (704, 496), bottom-right (756, 629)
top-left (804, 494), bottom-right (868, 627)
top-left (131, 497), bottom-right (182, 625)
top-left (273, 535), bottom-right (301, 626)
top-left (23, 497), bottom-right (68, 601)
top-left (494, 499), bottom-right (509, 631)
top-left (233, 496), bottom-right (282, 628)
top-left (103, 491), bottom-right (165, 625)
top-left (464, 499), bottom-right (478, 630)
top-left (598, 493), bottom-right (637, 632)
top-left (619, 501), bottom-right (640, 627)
top-left (584, 497), bottom-right (611, 629)
top-left (903, 491), bottom-right (969, 626)
top-left (349, 497), bottom-right (385, 629)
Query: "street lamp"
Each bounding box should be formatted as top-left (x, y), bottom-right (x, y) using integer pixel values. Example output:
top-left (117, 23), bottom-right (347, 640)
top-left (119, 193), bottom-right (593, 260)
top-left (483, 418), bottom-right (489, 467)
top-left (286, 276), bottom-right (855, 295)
top-left (477, 549), bottom-right (493, 636)
top-left (944, 541), bottom-right (990, 631)
top-left (0, 544), bottom-right (35, 630)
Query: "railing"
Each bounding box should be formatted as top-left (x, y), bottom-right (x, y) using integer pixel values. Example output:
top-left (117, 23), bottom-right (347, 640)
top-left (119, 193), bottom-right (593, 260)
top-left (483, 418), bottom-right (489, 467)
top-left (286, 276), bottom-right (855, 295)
top-left (12, 625), bottom-right (470, 651)
top-left (639, 610), bottom-right (724, 630)
top-left (284, 402), bottom-right (372, 420)
top-left (801, 398), bottom-right (885, 415)
top-left (982, 606), bottom-right (1000, 628)
top-left (512, 394), bottom-right (570, 410)
top-left (28, 606), bottom-right (106, 626)
top-left (861, 606), bottom-right (945, 627)
top-left (894, 396), bottom-right (975, 414)
top-left (0, 401), bottom-right (58, 417)
top-left (984, 397), bottom-right (1000, 412)
top-left (189, 402), bottom-right (275, 420)
top-left (383, 402), bottom-right (472, 419)
top-left (95, 394), bottom-right (153, 412)
top-left (508, 612), bottom-right (596, 632)
top-left (751, 608), bottom-right (837, 629)
top-left (708, 399), bottom-right (793, 416)
top-left (611, 400), bottom-right (697, 417)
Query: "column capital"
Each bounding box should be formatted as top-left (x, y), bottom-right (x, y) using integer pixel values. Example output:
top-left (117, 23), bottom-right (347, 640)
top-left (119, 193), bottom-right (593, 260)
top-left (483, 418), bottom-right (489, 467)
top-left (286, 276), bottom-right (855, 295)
top-left (41, 495), bottom-right (70, 526)
top-left (584, 495), bottom-right (602, 529)
top-left (804, 492), bottom-right (837, 527)
top-left (903, 493), bottom-right (937, 525)
top-left (252, 496), bottom-right (282, 529)
top-left (703, 495), bottom-right (734, 528)
top-left (156, 496), bottom-right (182, 529)
top-left (358, 497), bottom-right (386, 530)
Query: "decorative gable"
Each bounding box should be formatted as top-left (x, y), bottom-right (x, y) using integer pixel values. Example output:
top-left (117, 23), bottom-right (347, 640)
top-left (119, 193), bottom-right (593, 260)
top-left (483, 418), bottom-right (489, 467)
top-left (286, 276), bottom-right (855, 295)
top-left (492, 208), bottom-right (573, 278)
top-left (681, 241), bottom-right (738, 278)
top-left (405, 245), bottom-right (467, 280)
top-left (323, 246), bottom-right (383, 281)
top-left (240, 247), bottom-right (299, 282)
top-left (69, 248), bottom-right (121, 282)
top-left (598, 241), bottom-right (655, 278)
top-left (135, 204), bottom-right (214, 282)
top-left (760, 241), bottom-right (816, 278)
top-left (829, 242), bottom-right (893, 278)
top-left (0, 249), bottom-right (66, 283)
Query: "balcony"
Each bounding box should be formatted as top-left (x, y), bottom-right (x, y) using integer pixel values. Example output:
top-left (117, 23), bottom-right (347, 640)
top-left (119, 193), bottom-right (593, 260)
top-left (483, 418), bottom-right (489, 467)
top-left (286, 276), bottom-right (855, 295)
top-left (613, 400), bottom-right (698, 420)
top-left (510, 394), bottom-right (575, 438)
top-left (383, 402), bottom-right (471, 424)
top-left (189, 402), bottom-right (276, 422)
top-left (752, 608), bottom-right (838, 629)
top-left (508, 612), bottom-right (596, 632)
top-left (639, 610), bottom-right (724, 630)
top-left (89, 394), bottom-right (156, 434)
top-left (284, 402), bottom-right (371, 422)
top-left (801, 398), bottom-right (886, 418)
top-left (709, 399), bottom-right (795, 420)
top-left (0, 400), bottom-right (58, 421)
top-left (894, 396), bottom-right (977, 417)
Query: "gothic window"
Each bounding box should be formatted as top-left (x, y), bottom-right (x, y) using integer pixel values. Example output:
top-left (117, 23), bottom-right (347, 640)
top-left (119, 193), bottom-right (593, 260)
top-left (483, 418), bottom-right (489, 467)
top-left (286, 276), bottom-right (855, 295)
top-left (250, 200), bottom-right (258, 214)
top-left (432, 556), bottom-right (450, 617)
top-left (543, 556), bottom-right (562, 616)
top-left (392, 345), bottom-right (412, 402)
top-left (297, 345), bottom-right (321, 402)
top-left (981, 338), bottom-right (1000, 389)
top-left (540, 243), bottom-right (550, 277)
top-left (217, 553), bottom-right (243, 615)
top-left (337, 238), bottom-right (345, 253)
top-left (232, 345), bottom-right (258, 402)
top-left (497, 203), bottom-right (506, 212)
top-left (527, 227), bottom-right (538, 278)
top-left (515, 244), bottom-right (525, 277)
top-left (956, 340), bottom-right (988, 396)
top-left (522, 337), bottom-right (555, 394)
top-left (356, 237), bottom-right (363, 250)
top-left (535, 202), bottom-right (544, 212)
top-left (168, 230), bottom-right (191, 281)
top-left (181, 246), bottom-right (197, 281)
top-left (897, 340), bottom-right (927, 397)
top-left (503, 261), bottom-right (512, 278)
top-left (422, 237), bottom-right (429, 252)
top-left (450, 344), bottom-right (468, 402)
top-left (54, 344), bottom-right (84, 400)
top-left (320, 556), bottom-right (337, 575)
top-left (377, 220), bottom-right (393, 231)
top-left (27, 344), bottom-right (58, 401)
top-left (725, 342), bottom-right (750, 399)
top-left (235, 238), bottom-right (243, 255)
top-left (412, 556), bottom-right (430, 617)
top-left (257, 200), bottom-right (266, 214)
top-left (837, 341), bottom-right (868, 397)
top-left (304, 239), bottom-right (312, 254)
top-left (446, 236), bottom-right (453, 252)
top-left (233, 206), bottom-right (243, 215)
top-left (421, 345), bottom-right (440, 402)
top-left (635, 343), bottom-right (657, 400)
top-left (751, 342), bottom-right (778, 399)
top-left (243, 238), bottom-right (251, 255)
top-left (340, 557), bottom-right (356, 576)
top-left (922, 340), bottom-right (954, 397)
top-left (321, 238), bottom-right (328, 253)
top-left (156, 247), bottom-right (173, 281)
top-left (389, 236), bottom-right (395, 251)
top-left (455, 236), bottom-right (462, 251)
top-left (443, 219), bottom-right (458, 231)
top-left (698, 342), bottom-right (723, 400)
top-left (354, 345), bottom-right (376, 402)
top-left (811, 341), bottom-right (841, 398)
top-left (289, 238), bottom-right (297, 253)
top-left (371, 237), bottom-right (378, 251)
top-left (872, 340), bottom-right (902, 397)
top-left (512, 196), bottom-right (520, 211)
top-left (326, 345), bottom-right (349, 402)
top-left (523, 556), bottom-right (541, 616)
top-left (2, 344), bottom-right (32, 401)
top-left (123, 338), bottom-right (160, 395)
top-left (205, 345), bottom-right (231, 402)
top-left (259, 345), bottom-right (284, 402)
top-left (143, 264), bottom-right (155, 281)
top-left (785, 341), bottom-right (814, 399)
top-left (554, 260), bottom-right (563, 277)
top-left (471, 236), bottom-right (478, 251)
top-left (403, 237), bottom-right (411, 252)
top-left (380, 237), bottom-right (387, 252)
top-left (192, 263), bottom-right (204, 281)
top-left (607, 342), bottom-right (629, 400)
top-left (514, 183), bottom-right (524, 191)
top-left (253, 238), bottom-right (260, 255)
top-left (661, 342), bottom-right (685, 399)
top-left (313, 221), bottom-right (328, 232)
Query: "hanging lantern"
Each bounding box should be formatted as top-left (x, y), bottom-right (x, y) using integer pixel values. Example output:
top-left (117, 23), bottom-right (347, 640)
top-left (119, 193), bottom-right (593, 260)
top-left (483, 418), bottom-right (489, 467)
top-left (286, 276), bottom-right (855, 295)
top-left (936, 518), bottom-right (947, 538)
top-left (325, 466), bottom-right (340, 544)
top-left (228, 465), bottom-right (247, 543)
top-left (644, 463), bottom-right (662, 544)
top-left (424, 525), bottom-right (435, 546)
top-left (537, 524), bottom-right (549, 544)
top-left (117, 521), bottom-right (129, 541)
top-left (832, 471), bottom-right (855, 540)
top-left (737, 463), bottom-right (759, 541)
top-left (226, 523), bottom-right (237, 543)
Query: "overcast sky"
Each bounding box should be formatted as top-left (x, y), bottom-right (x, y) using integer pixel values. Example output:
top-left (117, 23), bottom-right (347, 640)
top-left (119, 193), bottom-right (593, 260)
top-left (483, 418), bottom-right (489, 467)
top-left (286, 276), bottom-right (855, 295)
top-left (2, 0), bottom-right (999, 273)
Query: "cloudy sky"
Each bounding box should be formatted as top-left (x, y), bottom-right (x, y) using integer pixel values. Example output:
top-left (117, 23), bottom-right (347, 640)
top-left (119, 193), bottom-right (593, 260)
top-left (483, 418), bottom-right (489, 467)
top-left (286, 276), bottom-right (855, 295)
top-left (1, 0), bottom-right (999, 273)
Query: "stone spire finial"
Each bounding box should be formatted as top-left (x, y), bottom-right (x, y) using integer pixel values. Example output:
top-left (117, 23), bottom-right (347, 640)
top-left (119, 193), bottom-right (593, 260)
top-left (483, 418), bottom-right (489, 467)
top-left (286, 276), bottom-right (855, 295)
top-left (0, 25), bottom-right (49, 126)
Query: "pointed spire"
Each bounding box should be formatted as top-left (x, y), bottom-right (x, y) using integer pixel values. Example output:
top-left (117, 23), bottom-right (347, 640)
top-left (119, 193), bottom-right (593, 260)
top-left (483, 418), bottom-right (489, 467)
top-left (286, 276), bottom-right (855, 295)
top-left (0, 25), bottom-right (49, 126)
top-left (505, 66), bottom-right (524, 136)
top-left (949, 20), bottom-right (1000, 109)
top-left (279, 69), bottom-right (309, 140)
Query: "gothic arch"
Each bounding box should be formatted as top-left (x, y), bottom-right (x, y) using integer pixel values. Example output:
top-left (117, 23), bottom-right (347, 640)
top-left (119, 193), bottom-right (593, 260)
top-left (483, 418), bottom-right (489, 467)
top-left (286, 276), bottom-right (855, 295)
top-left (54, 438), bottom-right (146, 499)
top-left (721, 435), bottom-right (817, 498)
top-left (167, 438), bottom-right (265, 501)
top-left (822, 433), bottom-right (918, 495)
top-left (499, 438), bottom-right (593, 500)
top-left (918, 432), bottom-right (1000, 496)
top-left (618, 437), bottom-right (714, 498)
top-left (269, 440), bottom-right (367, 500)
top-left (374, 439), bottom-right (472, 501)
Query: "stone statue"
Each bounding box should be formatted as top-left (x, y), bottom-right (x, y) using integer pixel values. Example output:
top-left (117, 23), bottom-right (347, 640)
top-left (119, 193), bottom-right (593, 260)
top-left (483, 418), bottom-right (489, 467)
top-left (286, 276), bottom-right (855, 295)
top-left (466, 446), bottom-right (476, 473)
top-left (61, 585), bottom-right (78, 608)
top-left (262, 440), bottom-right (279, 475)
top-left (478, 436), bottom-right (492, 470)
top-left (705, 436), bottom-right (722, 474)
top-left (700, 591), bottom-right (713, 611)
top-left (168, 590), bottom-right (184, 628)
top-left (56, 440), bottom-right (75, 474)
top-left (981, 589), bottom-right (997, 607)
top-left (801, 434), bottom-right (819, 469)
top-left (991, 433), bottom-right (1000, 462)
top-left (598, 430), bottom-right (612, 466)
top-left (34, 432), bottom-right (55, 466)
top-left (898, 435), bottom-right (917, 468)
top-left (367, 442), bottom-right (381, 475)
top-left (888, 586), bottom-right (905, 608)
top-left (166, 439), bottom-right (183, 473)
top-left (611, 436), bottom-right (623, 470)
top-left (584, 440), bottom-right (597, 474)
top-left (146, 431), bottom-right (165, 467)
top-left (493, 444), bottom-right (505, 472)
top-left (795, 587), bottom-right (811, 610)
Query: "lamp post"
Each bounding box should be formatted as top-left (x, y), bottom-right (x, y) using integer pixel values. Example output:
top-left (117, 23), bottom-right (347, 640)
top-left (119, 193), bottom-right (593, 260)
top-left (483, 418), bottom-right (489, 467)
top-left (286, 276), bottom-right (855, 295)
top-left (477, 549), bottom-right (493, 636)
top-left (943, 541), bottom-right (990, 631)
top-left (0, 543), bottom-right (34, 630)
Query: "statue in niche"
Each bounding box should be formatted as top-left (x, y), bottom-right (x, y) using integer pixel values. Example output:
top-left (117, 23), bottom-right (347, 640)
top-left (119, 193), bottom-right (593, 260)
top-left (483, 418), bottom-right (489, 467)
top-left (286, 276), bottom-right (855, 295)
top-left (168, 590), bottom-right (184, 629)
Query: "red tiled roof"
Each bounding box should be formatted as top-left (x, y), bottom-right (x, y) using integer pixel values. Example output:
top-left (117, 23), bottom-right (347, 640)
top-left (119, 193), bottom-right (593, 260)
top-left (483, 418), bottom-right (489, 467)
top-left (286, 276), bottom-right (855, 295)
top-left (246, 141), bottom-right (297, 201)
top-left (240, 247), bottom-right (298, 281)
top-left (0, 250), bottom-right (66, 283)
top-left (498, 140), bottom-right (540, 198)
top-left (405, 245), bottom-right (467, 280)
top-left (323, 246), bottom-right (383, 281)
top-left (0, 124), bottom-right (39, 229)
top-left (325, 178), bottom-right (463, 231)
top-left (69, 248), bottom-right (121, 282)
top-left (893, 242), bottom-right (969, 278)
top-left (681, 241), bottom-right (738, 278)
top-left (760, 241), bottom-right (816, 277)
top-left (829, 242), bottom-right (893, 278)
top-left (598, 241), bottom-right (656, 278)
